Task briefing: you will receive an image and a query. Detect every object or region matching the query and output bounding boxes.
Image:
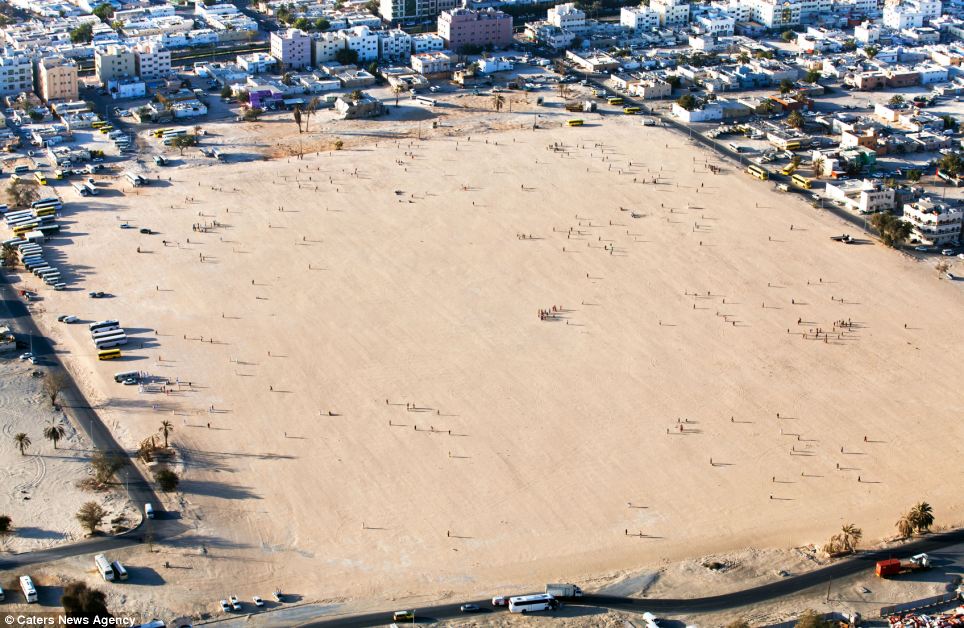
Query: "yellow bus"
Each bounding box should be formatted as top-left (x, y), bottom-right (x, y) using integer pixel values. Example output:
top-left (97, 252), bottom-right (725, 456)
top-left (623, 106), bottom-right (641, 115)
top-left (91, 120), bottom-right (106, 129)
top-left (152, 128), bottom-right (172, 138)
top-left (98, 348), bottom-right (122, 360)
top-left (780, 163), bottom-right (797, 176)
top-left (746, 164), bottom-right (769, 180)
top-left (99, 125), bottom-right (113, 134)
top-left (784, 140), bottom-right (802, 150)
top-left (13, 225), bottom-right (37, 236)
top-left (607, 97), bottom-right (624, 106)
top-left (567, 119), bottom-right (584, 127)
top-left (35, 207), bottom-right (57, 217)
top-left (791, 173), bottom-right (813, 189)
top-left (33, 172), bottom-right (47, 185)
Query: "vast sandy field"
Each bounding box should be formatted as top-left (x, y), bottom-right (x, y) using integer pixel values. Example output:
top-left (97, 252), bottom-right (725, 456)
top-left (0, 360), bottom-right (135, 553)
top-left (21, 111), bottom-right (964, 614)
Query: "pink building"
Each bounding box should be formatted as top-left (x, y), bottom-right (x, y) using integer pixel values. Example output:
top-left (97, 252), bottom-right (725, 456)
top-left (437, 8), bottom-right (513, 52)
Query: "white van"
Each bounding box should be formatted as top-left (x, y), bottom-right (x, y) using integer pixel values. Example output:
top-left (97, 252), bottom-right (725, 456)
top-left (145, 503), bottom-right (155, 519)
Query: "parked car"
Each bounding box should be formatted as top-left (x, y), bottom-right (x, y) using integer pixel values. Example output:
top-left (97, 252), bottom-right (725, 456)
top-left (88, 291), bottom-right (106, 298)
top-left (19, 352), bottom-right (33, 361)
top-left (273, 591), bottom-right (283, 603)
top-left (492, 596), bottom-right (508, 606)
top-left (460, 603), bottom-right (481, 612)
top-left (941, 248), bottom-right (956, 256)
top-left (252, 596), bottom-right (264, 607)
top-left (229, 596), bottom-right (241, 611)
top-left (139, 228), bottom-right (152, 234)
top-left (218, 600), bottom-right (231, 613)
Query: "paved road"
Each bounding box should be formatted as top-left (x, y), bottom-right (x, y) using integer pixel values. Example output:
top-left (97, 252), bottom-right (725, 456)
top-left (300, 529), bottom-right (964, 627)
top-left (0, 272), bottom-right (185, 571)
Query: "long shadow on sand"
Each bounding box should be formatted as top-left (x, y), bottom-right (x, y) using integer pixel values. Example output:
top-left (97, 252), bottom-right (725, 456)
top-left (177, 479), bottom-right (262, 500)
top-left (179, 447), bottom-right (296, 474)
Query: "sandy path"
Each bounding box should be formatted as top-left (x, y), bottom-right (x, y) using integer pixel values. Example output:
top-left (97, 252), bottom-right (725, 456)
top-left (26, 114), bottom-right (964, 610)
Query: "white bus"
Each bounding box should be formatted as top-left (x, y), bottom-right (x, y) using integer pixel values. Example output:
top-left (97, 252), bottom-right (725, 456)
top-left (92, 326), bottom-right (122, 338)
top-left (94, 334), bottom-right (128, 349)
top-left (20, 575), bottom-right (37, 603)
top-left (90, 319), bottom-right (120, 333)
top-left (124, 172), bottom-right (147, 186)
top-left (111, 560), bottom-right (128, 581)
top-left (83, 182), bottom-right (99, 196)
top-left (94, 554), bottom-right (115, 581)
top-left (73, 182), bottom-right (91, 196)
top-left (508, 594), bottom-right (558, 614)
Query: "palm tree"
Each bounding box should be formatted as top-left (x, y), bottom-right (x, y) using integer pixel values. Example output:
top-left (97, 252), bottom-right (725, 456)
top-left (840, 523), bottom-right (862, 552)
top-left (392, 84), bottom-right (402, 106)
top-left (43, 423), bottom-right (66, 450)
top-left (304, 96), bottom-right (320, 132)
top-left (736, 51), bottom-right (749, 64)
top-left (159, 420), bottom-right (173, 449)
top-left (896, 515), bottom-right (914, 538)
top-left (909, 502), bottom-right (934, 532)
top-left (14, 433), bottom-right (31, 456)
top-left (492, 93), bottom-right (505, 112)
top-left (293, 106), bottom-right (302, 133)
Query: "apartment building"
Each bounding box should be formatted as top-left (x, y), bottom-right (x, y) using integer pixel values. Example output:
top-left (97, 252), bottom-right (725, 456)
top-left (883, 0), bottom-right (942, 29)
top-left (95, 45), bottom-right (136, 85)
top-left (438, 8), bottom-right (513, 51)
top-left (825, 179), bottom-right (895, 214)
top-left (379, 28), bottom-right (412, 62)
top-left (134, 42), bottom-right (171, 80)
top-left (270, 28), bottom-right (311, 70)
top-left (410, 50), bottom-right (453, 74)
top-left (902, 198), bottom-right (962, 245)
top-left (547, 3), bottom-right (587, 32)
top-left (341, 26), bottom-right (380, 62)
top-left (651, 0), bottom-right (690, 26)
top-left (36, 55), bottom-right (78, 102)
top-left (621, 6), bottom-right (660, 30)
top-left (743, 0), bottom-right (802, 27)
top-left (0, 50), bottom-right (35, 97)
top-left (380, 0), bottom-right (437, 23)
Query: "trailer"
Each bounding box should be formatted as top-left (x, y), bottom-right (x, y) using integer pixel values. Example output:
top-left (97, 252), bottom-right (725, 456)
top-left (876, 554), bottom-right (931, 577)
top-left (545, 584), bottom-right (583, 598)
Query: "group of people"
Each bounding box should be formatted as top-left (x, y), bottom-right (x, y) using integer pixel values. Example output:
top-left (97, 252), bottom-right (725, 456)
top-left (538, 305), bottom-right (563, 321)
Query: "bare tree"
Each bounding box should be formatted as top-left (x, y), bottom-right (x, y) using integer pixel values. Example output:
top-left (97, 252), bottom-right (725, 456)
top-left (935, 259), bottom-right (950, 278)
top-left (42, 371), bottom-right (68, 407)
top-left (90, 451), bottom-right (126, 484)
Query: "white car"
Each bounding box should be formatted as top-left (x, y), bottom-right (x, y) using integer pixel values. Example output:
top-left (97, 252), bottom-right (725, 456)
top-left (62, 315), bottom-right (78, 323)
top-left (229, 596), bottom-right (241, 611)
top-left (218, 600), bottom-right (230, 613)
top-left (19, 352), bottom-right (33, 361)
top-left (492, 595), bottom-right (508, 606)
top-left (272, 591), bottom-right (283, 603)
top-left (252, 596), bottom-right (264, 607)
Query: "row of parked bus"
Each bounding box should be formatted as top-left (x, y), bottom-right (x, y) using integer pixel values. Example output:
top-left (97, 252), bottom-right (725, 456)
top-left (745, 165), bottom-right (814, 189)
top-left (94, 553), bottom-right (129, 582)
top-left (89, 319), bottom-right (128, 358)
top-left (1, 197), bottom-right (67, 290)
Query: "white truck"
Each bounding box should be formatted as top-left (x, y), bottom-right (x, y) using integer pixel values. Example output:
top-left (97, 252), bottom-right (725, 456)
top-left (545, 583), bottom-right (583, 598)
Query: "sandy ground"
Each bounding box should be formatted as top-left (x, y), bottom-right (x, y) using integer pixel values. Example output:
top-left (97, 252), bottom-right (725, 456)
top-left (8, 106), bottom-right (964, 621)
top-left (0, 359), bottom-right (135, 553)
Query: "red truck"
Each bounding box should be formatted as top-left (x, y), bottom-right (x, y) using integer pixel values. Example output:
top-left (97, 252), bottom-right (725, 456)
top-left (875, 553), bottom-right (931, 577)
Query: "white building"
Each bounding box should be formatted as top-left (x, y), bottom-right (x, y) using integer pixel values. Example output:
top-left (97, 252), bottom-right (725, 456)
top-left (237, 52), bottom-right (277, 74)
top-left (342, 25), bottom-right (379, 63)
top-left (621, 6), bottom-right (660, 30)
top-left (314, 31), bottom-right (344, 64)
top-left (799, 0), bottom-right (832, 21)
top-left (0, 50), bottom-right (34, 97)
top-left (694, 11), bottom-right (735, 36)
top-left (825, 179), bottom-right (895, 214)
top-left (410, 50), bottom-right (452, 74)
top-left (547, 3), bottom-right (587, 32)
top-left (134, 42), bottom-right (171, 80)
top-left (854, 21), bottom-right (880, 44)
top-left (477, 56), bottom-right (513, 73)
top-left (411, 33), bottom-right (445, 53)
top-left (651, 0), bottom-right (690, 26)
top-left (107, 78), bottom-right (146, 100)
top-left (883, 0), bottom-right (942, 29)
top-left (743, 0), bottom-right (801, 28)
top-left (379, 28), bottom-right (412, 62)
top-left (901, 197), bottom-right (962, 245)
top-left (270, 28), bottom-right (311, 70)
